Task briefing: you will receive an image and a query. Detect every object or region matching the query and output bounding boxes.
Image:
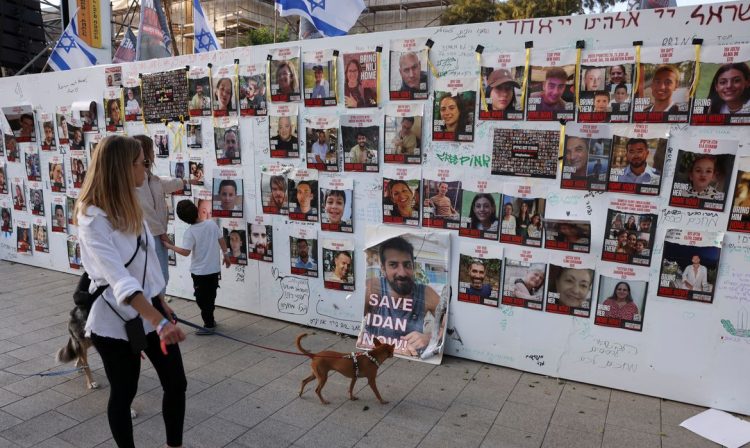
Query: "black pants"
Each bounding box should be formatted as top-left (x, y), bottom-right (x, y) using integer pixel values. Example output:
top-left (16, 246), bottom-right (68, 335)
top-left (191, 272), bottom-right (219, 327)
top-left (91, 323), bottom-right (186, 447)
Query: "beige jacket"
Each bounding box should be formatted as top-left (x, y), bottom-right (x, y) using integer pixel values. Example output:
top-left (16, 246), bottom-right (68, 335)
top-left (136, 174), bottom-right (185, 236)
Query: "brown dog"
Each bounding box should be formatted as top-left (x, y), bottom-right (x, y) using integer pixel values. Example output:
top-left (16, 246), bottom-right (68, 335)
top-left (296, 333), bottom-right (394, 404)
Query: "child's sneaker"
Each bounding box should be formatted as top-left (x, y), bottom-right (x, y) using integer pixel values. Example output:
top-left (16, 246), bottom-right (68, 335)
top-left (195, 323), bottom-right (216, 336)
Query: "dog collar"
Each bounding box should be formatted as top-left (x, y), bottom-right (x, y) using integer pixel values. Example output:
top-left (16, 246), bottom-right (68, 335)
top-left (363, 351), bottom-right (380, 367)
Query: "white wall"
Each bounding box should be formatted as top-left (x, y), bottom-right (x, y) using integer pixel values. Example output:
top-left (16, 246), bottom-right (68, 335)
top-left (3, 1), bottom-right (750, 415)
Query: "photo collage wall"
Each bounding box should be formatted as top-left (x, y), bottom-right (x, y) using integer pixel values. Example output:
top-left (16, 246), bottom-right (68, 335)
top-left (1, 31), bottom-right (750, 366)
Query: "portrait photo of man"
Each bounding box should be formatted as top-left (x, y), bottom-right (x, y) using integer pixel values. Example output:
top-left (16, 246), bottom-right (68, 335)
top-left (609, 137), bottom-right (665, 190)
top-left (458, 255), bottom-right (500, 307)
top-left (215, 127), bottom-right (241, 164)
top-left (527, 66), bottom-right (574, 118)
top-left (248, 223), bottom-right (272, 260)
top-left (359, 235), bottom-right (449, 362)
top-left (390, 51), bottom-right (428, 100)
top-left (290, 237), bottom-right (318, 276)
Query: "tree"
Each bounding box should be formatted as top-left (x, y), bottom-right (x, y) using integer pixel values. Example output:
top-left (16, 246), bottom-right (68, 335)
top-left (239, 24), bottom-right (293, 47)
top-left (440, 0), bottom-right (500, 25)
top-left (440, 0), bottom-right (625, 25)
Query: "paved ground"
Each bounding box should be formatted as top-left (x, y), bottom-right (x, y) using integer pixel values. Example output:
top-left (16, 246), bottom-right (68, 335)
top-left (0, 260), bottom-right (742, 448)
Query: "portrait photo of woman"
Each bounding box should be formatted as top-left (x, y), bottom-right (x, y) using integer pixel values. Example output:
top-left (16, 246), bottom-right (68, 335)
top-left (213, 77), bottom-right (236, 114)
top-left (344, 57), bottom-right (377, 108)
top-left (707, 62), bottom-right (750, 115)
top-left (466, 193), bottom-right (499, 232)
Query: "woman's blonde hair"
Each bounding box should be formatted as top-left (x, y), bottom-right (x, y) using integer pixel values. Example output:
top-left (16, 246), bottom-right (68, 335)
top-left (74, 135), bottom-right (143, 234)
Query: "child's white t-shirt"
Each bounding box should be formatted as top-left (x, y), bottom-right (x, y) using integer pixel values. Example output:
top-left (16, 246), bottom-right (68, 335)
top-left (181, 220), bottom-right (222, 275)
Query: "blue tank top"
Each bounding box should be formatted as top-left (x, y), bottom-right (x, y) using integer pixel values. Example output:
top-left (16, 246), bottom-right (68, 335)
top-left (367, 277), bottom-right (426, 339)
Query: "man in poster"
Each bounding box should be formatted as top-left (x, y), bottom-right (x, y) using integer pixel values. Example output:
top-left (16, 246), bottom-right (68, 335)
top-left (330, 251), bottom-right (352, 283)
top-left (362, 236), bottom-right (441, 357)
top-left (397, 52), bottom-right (428, 95)
top-left (249, 224), bottom-right (269, 256)
top-left (293, 238), bottom-right (317, 270)
top-left (682, 255), bottom-right (708, 291)
top-left (391, 117), bottom-right (418, 156)
top-left (619, 138), bottom-right (660, 184)
top-left (530, 67), bottom-right (569, 113)
top-left (349, 131), bottom-right (376, 164)
top-left (311, 65), bottom-right (330, 99)
top-left (311, 130), bottom-right (329, 165)
top-left (466, 260), bottom-right (491, 297)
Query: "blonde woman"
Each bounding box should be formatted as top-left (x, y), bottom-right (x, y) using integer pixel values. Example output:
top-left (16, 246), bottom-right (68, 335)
top-left (75, 135), bottom-right (186, 448)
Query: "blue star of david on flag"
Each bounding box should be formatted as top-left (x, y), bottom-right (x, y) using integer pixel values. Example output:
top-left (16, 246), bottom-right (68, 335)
top-left (193, 0), bottom-right (222, 53)
top-left (275, 0), bottom-right (365, 37)
top-left (47, 16), bottom-right (97, 71)
top-left (195, 30), bottom-right (218, 52)
top-left (58, 32), bottom-right (77, 53)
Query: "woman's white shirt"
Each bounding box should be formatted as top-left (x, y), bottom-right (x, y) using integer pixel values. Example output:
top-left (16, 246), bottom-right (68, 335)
top-left (77, 205), bottom-right (165, 340)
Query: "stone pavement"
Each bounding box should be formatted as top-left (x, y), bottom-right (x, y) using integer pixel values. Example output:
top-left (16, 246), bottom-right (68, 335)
top-left (0, 260), bottom-right (742, 448)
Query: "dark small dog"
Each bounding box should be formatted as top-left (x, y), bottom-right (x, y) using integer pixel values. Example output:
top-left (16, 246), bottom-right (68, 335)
top-left (57, 306), bottom-right (138, 418)
top-left (296, 333), bottom-right (394, 405)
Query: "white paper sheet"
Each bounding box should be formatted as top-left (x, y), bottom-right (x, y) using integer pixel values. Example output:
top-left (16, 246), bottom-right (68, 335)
top-left (680, 409), bottom-right (750, 448)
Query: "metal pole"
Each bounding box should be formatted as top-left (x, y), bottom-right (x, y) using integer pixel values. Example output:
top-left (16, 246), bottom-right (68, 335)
top-left (273, 5), bottom-right (277, 43)
top-left (16, 46), bottom-right (52, 76)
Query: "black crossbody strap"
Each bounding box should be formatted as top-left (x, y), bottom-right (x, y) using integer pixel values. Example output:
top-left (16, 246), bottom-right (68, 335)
top-left (90, 234), bottom-right (142, 306)
top-left (103, 234), bottom-right (148, 322)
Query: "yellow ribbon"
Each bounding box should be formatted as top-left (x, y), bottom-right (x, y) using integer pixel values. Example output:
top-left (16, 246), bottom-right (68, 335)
top-left (634, 45), bottom-right (641, 101)
top-left (689, 42), bottom-right (702, 98)
top-left (333, 53), bottom-right (339, 105)
top-left (477, 52), bottom-right (487, 112)
top-left (119, 88), bottom-right (125, 134)
top-left (376, 50), bottom-right (381, 106)
top-left (266, 59), bottom-right (271, 102)
top-left (235, 62), bottom-right (240, 111)
top-left (426, 47), bottom-right (439, 79)
top-left (575, 47), bottom-right (582, 110)
top-left (167, 117), bottom-right (185, 153)
top-left (558, 121), bottom-right (566, 166)
top-left (139, 78), bottom-right (149, 134)
top-left (520, 47), bottom-right (531, 112)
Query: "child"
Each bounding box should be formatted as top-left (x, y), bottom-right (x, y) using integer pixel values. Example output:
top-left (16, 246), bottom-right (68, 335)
top-left (686, 155), bottom-right (721, 200)
top-left (163, 200), bottom-right (231, 334)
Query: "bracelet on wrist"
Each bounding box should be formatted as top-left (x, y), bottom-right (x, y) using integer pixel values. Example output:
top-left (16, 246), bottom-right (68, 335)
top-left (156, 318), bottom-right (170, 335)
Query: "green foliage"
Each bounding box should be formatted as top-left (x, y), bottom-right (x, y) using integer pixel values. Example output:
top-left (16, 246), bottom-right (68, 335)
top-left (440, 0), bottom-right (500, 25)
top-left (440, 0), bottom-right (626, 25)
top-left (239, 25), bottom-right (293, 47)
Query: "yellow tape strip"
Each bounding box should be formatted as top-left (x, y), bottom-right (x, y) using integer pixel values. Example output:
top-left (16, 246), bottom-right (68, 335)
top-left (559, 121), bottom-right (566, 162)
top-left (520, 47), bottom-right (531, 112)
top-left (119, 88), bottom-right (125, 135)
top-left (477, 52), bottom-right (487, 112)
top-left (235, 63), bottom-right (240, 112)
top-left (575, 47), bottom-right (582, 109)
top-left (427, 47), bottom-right (439, 79)
top-left (333, 53), bottom-right (339, 105)
top-left (265, 60), bottom-right (271, 102)
top-left (376, 50), bottom-right (381, 106)
top-left (634, 45), bottom-right (641, 100)
top-left (689, 43), bottom-right (702, 98)
top-left (140, 78), bottom-right (149, 134)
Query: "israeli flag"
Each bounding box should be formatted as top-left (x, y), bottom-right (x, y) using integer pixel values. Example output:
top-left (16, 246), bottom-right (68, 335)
top-left (275, 0), bottom-right (365, 37)
top-left (47, 19), bottom-right (98, 71)
top-left (193, 0), bottom-right (221, 53)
